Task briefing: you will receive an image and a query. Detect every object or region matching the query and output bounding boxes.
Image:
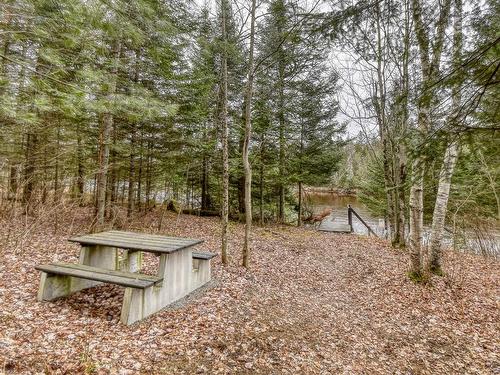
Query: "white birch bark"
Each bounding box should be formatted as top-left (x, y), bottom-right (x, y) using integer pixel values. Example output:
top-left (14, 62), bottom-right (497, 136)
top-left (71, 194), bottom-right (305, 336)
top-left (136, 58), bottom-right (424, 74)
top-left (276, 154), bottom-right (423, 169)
top-left (427, 0), bottom-right (463, 273)
top-left (409, 0), bottom-right (452, 278)
top-left (428, 140), bottom-right (460, 272)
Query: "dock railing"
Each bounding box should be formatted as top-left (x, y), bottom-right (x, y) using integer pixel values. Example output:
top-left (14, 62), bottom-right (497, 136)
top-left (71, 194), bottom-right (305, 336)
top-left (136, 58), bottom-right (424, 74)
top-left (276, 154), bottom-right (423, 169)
top-left (347, 205), bottom-right (378, 237)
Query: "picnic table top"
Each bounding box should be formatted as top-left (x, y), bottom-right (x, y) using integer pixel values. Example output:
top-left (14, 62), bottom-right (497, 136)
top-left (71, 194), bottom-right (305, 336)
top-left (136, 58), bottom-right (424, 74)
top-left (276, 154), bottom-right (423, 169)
top-left (69, 230), bottom-right (203, 254)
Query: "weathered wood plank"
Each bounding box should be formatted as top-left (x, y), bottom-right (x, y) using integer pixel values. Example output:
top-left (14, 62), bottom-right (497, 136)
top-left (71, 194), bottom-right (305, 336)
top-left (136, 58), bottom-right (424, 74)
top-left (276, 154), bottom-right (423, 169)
top-left (68, 238), bottom-right (168, 252)
top-left (76, 236), bottom-right (181, 249)
top-left (92, 231), bottom-right (200, 244)
top-left (69, 238), bottom-right (193, 253)
top-left (86, 232), bottom-right (198, 247)
top-left (69, 230), bottom-right (203, 254)
top-left (55, 262), bottom-right (160, 282)
top-left (318, 224), bottom-right (352, 233)
top-left (35, 263), bottom-right (161, 289)
top-left (192, 251), bottom-right (217, 260)
top-left (108, 230), bottom-right (202, 242)
top-left (104, 230), bottom-right (201, 245)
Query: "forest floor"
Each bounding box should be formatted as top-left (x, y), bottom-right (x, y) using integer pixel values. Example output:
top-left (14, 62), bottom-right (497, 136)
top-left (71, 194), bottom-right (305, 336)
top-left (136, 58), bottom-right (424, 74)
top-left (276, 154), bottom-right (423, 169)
top-left (0, 207), bottom-right (498, 374)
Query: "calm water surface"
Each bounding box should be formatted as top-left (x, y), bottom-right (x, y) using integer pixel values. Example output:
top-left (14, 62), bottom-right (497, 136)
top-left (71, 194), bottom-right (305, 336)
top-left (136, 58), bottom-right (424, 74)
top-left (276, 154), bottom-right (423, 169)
top-left (306, 192), bottom-right (499, 256)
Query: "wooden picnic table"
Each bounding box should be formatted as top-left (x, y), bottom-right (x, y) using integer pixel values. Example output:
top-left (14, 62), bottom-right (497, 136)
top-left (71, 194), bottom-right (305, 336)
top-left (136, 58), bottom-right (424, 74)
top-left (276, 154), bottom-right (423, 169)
top-left (36, 230), bottom-right (216, 325)
top-left (69, 230), bottom-right (203, 254)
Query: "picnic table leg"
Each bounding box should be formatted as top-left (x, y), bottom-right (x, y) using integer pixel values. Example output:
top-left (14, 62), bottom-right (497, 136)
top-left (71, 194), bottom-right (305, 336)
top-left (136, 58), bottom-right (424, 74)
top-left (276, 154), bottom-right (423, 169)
top-left (79, 245), bottom-right (117, 268)
top-left (38, 245), bottom-right (118, 301)
top-left (37, 272), bottom-right (73, 301)
top-left (120, 248), bottom-right (193, 325)
top-left (72, 245), bottom-right (118, 291)
top-left (119, 250), bottom-right (142, 273)
top-left (191, 257), bottom-right (211, 290)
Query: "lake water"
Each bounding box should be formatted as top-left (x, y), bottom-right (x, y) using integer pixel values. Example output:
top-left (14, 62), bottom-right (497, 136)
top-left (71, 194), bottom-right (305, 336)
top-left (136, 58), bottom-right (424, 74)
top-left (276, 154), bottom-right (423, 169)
top-left (304, 192), bottom-right (385, 236)
top-left (306, 191), bottom-right (499, 257)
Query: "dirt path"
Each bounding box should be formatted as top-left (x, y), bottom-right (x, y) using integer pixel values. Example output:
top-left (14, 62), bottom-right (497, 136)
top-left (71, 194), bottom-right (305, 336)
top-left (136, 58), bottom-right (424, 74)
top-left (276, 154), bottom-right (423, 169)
top-left (0, 210), bottom-right (498, 374)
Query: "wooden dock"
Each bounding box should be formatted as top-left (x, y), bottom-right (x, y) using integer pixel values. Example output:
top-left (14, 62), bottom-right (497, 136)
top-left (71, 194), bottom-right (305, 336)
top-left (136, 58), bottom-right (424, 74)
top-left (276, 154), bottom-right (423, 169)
top-left (317, 206), bottom-right (378, 236)
top-left (317, 209), bottom-right (352, 233)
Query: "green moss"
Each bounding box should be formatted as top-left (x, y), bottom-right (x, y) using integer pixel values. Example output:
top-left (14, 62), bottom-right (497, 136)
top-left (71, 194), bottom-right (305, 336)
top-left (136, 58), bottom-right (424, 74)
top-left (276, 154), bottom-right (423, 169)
top-left (429, 266), bottom-right (445, 277)
top-left (407, 271), bottom-right (430, 284)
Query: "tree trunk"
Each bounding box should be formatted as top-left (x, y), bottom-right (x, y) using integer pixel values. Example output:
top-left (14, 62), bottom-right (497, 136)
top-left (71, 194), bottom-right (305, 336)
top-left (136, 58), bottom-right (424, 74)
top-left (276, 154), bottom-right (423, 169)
top-left (76, 123), bottom-right (85, 201)
top-left (9, 165), bottom-right (18, 200)
top-left (95, 41), bottom-right (120, 231)
top-left (107, 122), bottom-right (118, 218)
top-left (238, 176), bottom-right (245, 214)
top-left (278, 62), bottom-right (285, 223)
top-left (23, 133), bottom-right (37, 206)
top-left (136, 141), bottom-right (143, 210)
top-left (394, 147), bottom-right (407, 247)
top-left (277, 6), bottom-right (286, 223)
top-left (393, 0), bottom-right (411, 248)
top-left (374, 1), bottom-right (396, 240)
top-left (120, 180), bottom-right (125, 205)
top-left (95, 113), bottom-right (113, 229)
top-left (298, 181), bottom-right (302, 227)
top-left (242, 0), bottom-right (257, 268)
top-left (23, 52), bottom-right (48, 209)
top-left (258, 131), bottom-right (265, 226)
top-left (220, 0), bottom-right (229, 265)
top-left (409, 0), bottom-right (452, 279)
top-left (427, 140), bottom-right (460, 273)
top-left (53, 126), bottom-right (61, 203)
top-left (126, 51), bottom-right (140, 216)
top-left (201, 154), bottom-right (211, 210)
top-left (127, 132), bottom-right (135, 218)
top-left (191, 179), bottom-right (195, 210)
top-left (145, 142), bottom-right (152, 210)
top-left (41, 142), bottom-right (48, 205)
top-left (427, 0), bottom-right (463, 274)
top-left (408, 158), bottom-right (424, 278)
top-left (297, 118), bottom-right (304, 227)
top-left (238, 120), bottom-right (246, 215)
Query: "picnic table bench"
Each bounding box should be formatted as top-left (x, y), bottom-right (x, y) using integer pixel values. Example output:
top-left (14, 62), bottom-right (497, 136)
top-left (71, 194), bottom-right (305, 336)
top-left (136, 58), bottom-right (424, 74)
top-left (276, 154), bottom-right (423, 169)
top-left (35, 230), bottom-right (216, 325)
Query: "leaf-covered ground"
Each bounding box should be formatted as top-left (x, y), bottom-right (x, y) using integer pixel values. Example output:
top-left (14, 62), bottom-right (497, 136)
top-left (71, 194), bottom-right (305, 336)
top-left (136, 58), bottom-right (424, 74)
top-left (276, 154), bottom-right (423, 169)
top-left (0, 208), bottom-right (498, 374)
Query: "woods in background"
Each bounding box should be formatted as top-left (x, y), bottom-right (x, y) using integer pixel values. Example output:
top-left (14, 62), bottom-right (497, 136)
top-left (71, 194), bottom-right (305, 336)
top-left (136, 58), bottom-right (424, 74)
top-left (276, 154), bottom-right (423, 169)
top-left (0, 0), bottom-right (344, 269)
top-left (0, 0), bottom-right (498, 277)
top-left (331, 0), bottom-right (498, 277)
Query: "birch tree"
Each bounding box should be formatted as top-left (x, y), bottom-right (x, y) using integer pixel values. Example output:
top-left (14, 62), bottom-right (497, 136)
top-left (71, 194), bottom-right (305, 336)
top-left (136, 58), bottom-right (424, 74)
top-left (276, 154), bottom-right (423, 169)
top-left (409, 0), bottom-right (452, 280)
top-left (427, 0), bottom-right (463, 274)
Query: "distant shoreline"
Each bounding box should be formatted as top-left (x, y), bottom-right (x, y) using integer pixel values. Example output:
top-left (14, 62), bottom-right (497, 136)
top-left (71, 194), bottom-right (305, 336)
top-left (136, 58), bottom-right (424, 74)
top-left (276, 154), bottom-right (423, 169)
top-left (303, 186), bottom-right (357, 196)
